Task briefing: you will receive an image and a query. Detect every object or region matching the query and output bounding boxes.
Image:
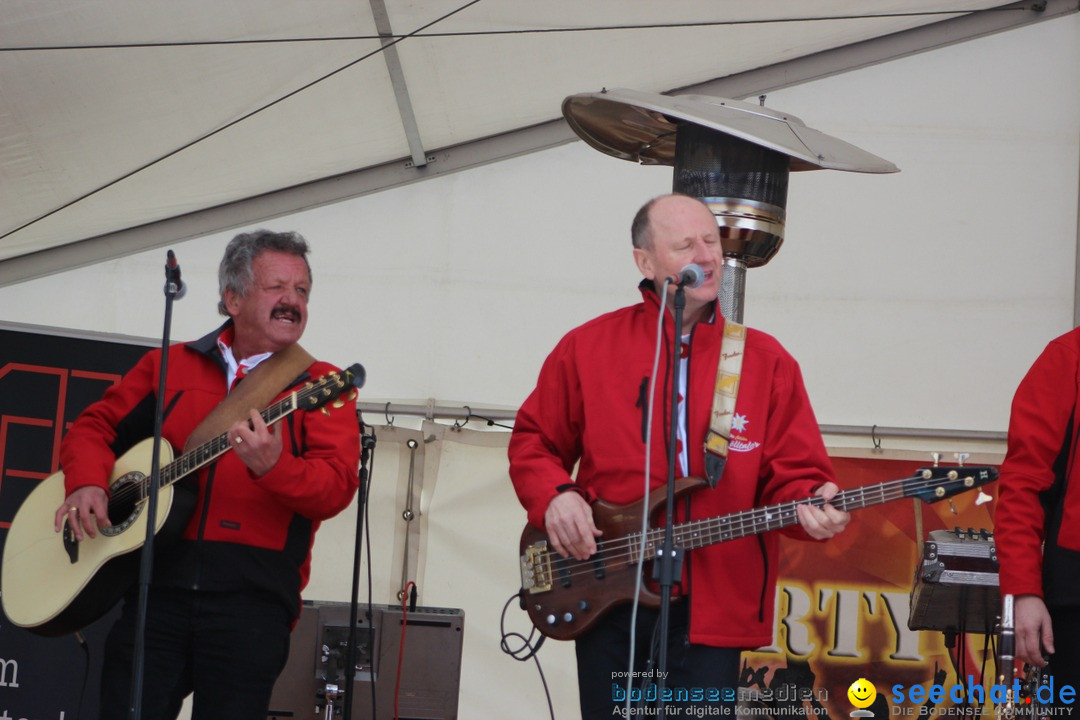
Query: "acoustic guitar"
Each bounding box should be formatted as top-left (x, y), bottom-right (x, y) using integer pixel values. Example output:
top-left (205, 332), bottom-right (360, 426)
top-left (1, 363), bottom-right (364, 637)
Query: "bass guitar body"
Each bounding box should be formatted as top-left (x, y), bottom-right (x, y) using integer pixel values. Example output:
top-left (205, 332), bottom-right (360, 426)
top-left (519, 477), bottom-right (705, 641)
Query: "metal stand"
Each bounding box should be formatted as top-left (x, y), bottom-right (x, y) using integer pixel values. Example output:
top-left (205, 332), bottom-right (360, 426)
top-left (128, 250), bottom-right (184, 720)
top-left (653, 283), bottom-right (687, 717)
top-left (339, 421), bottom-right (377, 720)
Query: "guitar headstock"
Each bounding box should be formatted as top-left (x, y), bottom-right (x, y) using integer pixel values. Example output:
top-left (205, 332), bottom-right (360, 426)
top-left (903, 465), bottom-right (998, 503)
top-left (299, 363), bottom-right (366, 412)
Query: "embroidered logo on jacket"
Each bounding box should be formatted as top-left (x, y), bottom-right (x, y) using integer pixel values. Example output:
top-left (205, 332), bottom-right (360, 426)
top-left (729, 413), bottom-right (762, 453)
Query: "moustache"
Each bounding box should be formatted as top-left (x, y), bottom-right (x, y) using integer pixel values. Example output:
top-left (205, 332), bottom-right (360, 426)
top-left (271, 305), bottom-right (302, 321)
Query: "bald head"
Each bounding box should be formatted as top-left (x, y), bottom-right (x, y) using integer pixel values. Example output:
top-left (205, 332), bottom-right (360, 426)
top-left (631, 194), bottom-right (724, 325)
top-left (631, 194), bottom-right (716, 250)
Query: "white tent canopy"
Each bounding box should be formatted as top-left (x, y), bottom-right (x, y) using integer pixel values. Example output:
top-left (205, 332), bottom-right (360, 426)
top-left (2, 0), bottom-right (1072, 286)
top-left (1, 5), bottom-right (1079, 718)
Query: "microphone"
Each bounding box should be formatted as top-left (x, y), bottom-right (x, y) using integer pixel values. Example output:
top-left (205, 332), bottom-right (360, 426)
top-left (165, 250), bottom-right (187, 300)
top-left (666, 263), bottom-right (704, 289)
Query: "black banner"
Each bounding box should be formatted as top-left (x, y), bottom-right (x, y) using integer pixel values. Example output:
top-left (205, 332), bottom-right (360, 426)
top-left (0, 325), bottom-right (150, 720)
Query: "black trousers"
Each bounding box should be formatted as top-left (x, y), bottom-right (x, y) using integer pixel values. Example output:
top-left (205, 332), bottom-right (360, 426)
top-left (574, 600), bottom-right (740, 719)
top-left (99, 587), bottom-right (291, 720)
top-left (1045, 606), bottom-right (1080, 705)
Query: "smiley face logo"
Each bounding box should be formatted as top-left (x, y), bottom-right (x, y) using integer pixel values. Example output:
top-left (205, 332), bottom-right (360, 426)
top-left (848, 678), bottom-right (877, 709)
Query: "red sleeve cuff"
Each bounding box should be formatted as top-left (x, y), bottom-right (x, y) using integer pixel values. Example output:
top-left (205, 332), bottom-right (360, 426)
top-left (556, 483), bottom-right (595, 503)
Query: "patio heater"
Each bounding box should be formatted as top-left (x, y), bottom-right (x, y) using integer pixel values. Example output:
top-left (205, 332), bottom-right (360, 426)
top-left (562, 89), bottom-right (898, 322)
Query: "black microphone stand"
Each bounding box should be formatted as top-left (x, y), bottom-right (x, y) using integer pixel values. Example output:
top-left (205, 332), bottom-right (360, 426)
top-left (128, 251), bottom-right (184, 720)
top-left (341, 421), bottom-right (377, 720)
top-left (653, 280), bottom-right (687, 717)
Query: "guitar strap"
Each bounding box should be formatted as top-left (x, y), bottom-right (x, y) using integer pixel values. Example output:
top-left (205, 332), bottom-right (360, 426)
top-left (183, 343), bottom-right (316, 452)
top-left (703, 320), bottom-right (747, 488)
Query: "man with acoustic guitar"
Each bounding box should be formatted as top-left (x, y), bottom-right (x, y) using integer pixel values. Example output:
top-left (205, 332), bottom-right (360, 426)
top-left (52, 230), bottom-right (360, 719)
top-left (509, 193), bottom-right (849, 718)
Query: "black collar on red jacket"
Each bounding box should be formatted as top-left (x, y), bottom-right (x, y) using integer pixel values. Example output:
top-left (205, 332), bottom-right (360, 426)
top-left (186, 320), bottom-right (232, 375)
top-left (636, 278), bottom-right (720, 327)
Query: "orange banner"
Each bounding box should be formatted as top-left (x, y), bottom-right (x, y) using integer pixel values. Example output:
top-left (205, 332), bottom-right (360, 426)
top-left (741, 454), bottom-right (1000, 719)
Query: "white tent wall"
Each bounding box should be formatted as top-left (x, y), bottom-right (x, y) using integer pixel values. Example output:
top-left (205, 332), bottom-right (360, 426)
top-left (0, 13), bottom-right (1077, 719)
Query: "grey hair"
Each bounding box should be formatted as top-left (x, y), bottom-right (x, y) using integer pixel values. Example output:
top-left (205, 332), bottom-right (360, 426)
top-left (217, 230), bottom-right (311, 316)
top-left (630, 197), bottom-right (661, 250)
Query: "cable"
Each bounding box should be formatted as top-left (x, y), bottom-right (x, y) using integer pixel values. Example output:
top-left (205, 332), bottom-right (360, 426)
top-left (498, 593), bottom-right (555, 720)
top-left (624, 277), bottom-right (673, 715)
top-left (394, 580), bottom-right (417, 720)
top-left (0, 7), bottom-right (1029, 51)
top-left (0, 0), bottom-right (483, 243)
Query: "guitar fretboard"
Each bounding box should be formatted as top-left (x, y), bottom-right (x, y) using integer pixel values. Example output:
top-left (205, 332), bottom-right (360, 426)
top-left (150, 369), bottom-right (350, 492)
top-left (157, 394), bottom-right (301, 489)
top-left (621, 474), bottom-right (963, 563)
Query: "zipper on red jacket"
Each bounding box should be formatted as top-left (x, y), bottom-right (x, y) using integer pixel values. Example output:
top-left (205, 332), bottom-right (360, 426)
top-left (636, 377), bottom-right (649, 443)
top-left (190, 463), bottom-right (217, 590)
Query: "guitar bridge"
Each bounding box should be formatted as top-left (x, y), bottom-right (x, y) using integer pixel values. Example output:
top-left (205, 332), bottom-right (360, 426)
top-left (62, 525), bottom-right (79, 564)
top-left (520, 541), bottom-right (552, 594)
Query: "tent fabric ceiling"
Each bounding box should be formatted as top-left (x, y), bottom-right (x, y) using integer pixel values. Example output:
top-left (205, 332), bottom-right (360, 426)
top-left (0, 0), bottom-right (1045, 276)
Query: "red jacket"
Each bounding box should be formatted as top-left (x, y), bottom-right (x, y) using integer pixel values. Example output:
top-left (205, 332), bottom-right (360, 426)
top-left (509, 284), bottom-right (834, 647)
top-left (996, 327), bottom-right (1080, 605)
top-left (60, 323), bottom-right (360, 619)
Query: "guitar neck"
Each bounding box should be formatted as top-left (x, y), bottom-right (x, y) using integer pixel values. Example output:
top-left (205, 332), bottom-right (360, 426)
top-left (157, 394), bottom-right (301, 488)
top-left (642, 477), bottom-right (917, 557)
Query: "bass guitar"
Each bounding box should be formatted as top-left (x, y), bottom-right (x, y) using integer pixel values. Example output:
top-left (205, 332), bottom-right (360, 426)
top-left (1, 363), bottom-right (364, 637)
top-left (519, 464), bottom-right (997, 641)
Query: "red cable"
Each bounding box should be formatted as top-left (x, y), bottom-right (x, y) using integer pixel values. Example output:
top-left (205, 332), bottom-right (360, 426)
top-left (394, 581), bottom-right (416, 720)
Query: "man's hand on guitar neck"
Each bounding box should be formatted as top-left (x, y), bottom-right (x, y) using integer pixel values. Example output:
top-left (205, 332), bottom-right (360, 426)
top-left (228, 408), bottom-right (283, 477)
top-left (544, 491), bottom-right (603, 561)
top-left (53, 485), bottom-right (110, 541)
top-left (794, 481), bottom-right (850, 540)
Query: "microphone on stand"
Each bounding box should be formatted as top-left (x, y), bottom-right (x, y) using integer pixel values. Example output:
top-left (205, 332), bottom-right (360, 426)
top-left (165, 250), bottom-right (187, 300)
top-left (666, 263), bottom-right (705, 289)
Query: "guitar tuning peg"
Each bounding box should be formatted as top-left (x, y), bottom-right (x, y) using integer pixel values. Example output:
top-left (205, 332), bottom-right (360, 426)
top-left (332, 398), bottom-right (345, 409)
top-left (931, 452), bottom-right (941, 467)
top-left (948, 499), bottom-right (957, 515)
top-left (954, 452), bottom-right (969, 467)
top-left (321, 407), bottom-right (330, 416)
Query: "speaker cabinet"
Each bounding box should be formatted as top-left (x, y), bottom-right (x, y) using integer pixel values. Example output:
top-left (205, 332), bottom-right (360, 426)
top-left (268, 600), bottom-right (464, 719)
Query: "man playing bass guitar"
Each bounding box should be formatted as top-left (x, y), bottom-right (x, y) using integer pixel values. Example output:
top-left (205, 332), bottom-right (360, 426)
top-left (509, 194), bottom-right (849, 719)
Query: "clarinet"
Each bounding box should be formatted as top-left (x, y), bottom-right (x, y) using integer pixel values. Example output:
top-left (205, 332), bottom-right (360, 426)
top-left (999, 595), bottom-right (1054, 720)
top-left (996, 595), bottom-right (1017, 719)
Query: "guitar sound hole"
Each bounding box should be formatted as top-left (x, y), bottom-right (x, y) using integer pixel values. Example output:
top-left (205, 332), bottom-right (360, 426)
top-left (102, 471), bottom-right (147, 537)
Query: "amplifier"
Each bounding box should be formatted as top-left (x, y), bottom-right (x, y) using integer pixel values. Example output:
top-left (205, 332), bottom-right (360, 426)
top-left (908, 528), bottom-right (1001, 634)
top-left (268, 600), bottom-right (464, 720)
